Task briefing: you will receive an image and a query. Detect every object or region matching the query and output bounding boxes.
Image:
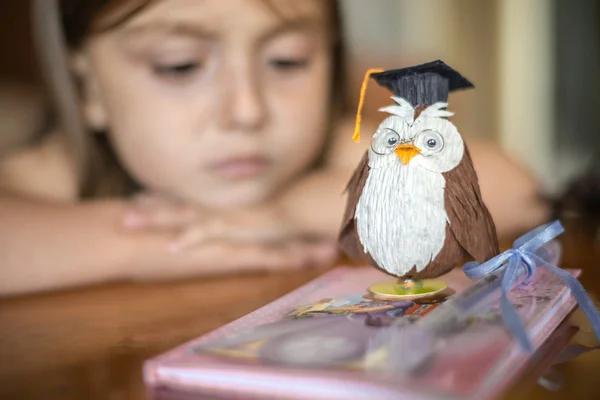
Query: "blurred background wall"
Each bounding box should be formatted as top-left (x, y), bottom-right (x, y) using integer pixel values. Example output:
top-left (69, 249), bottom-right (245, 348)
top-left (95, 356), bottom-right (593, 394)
top-left (0, 0), bottom-right (598, 195)
top-left (553, 0), bottom-right (600, 193)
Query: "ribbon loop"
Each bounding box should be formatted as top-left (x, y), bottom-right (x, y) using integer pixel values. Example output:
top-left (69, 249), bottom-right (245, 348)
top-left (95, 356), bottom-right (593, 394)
top-left (513, 220), bottom-right (564, 253)
top-left (461, 220), bottom-right (600, 352)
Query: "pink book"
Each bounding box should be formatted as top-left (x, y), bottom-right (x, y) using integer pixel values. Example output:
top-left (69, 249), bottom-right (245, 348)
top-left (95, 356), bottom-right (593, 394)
top-left (144, 253), bottom-right (581, 400)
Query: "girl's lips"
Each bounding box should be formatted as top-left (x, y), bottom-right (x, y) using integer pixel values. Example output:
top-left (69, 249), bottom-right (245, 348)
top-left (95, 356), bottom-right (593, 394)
top-left (210, 156), bottom-right (270, 179)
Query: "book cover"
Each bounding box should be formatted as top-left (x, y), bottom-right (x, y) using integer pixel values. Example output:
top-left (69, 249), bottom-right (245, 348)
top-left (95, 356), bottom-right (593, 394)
top-left (144, 262), bottom-right (580, 400)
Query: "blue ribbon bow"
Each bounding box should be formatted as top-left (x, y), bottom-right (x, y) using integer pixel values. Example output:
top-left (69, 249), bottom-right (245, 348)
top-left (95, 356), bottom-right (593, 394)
top-left (462, 220), bottom-right (600, 352)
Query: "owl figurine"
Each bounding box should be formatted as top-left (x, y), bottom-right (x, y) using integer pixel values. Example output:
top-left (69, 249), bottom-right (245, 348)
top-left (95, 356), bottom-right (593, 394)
top-left (339, 60), bottom-right (500, 296)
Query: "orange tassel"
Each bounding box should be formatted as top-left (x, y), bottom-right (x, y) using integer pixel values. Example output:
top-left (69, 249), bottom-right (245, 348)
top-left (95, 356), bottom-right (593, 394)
top-left (353, 68), bottom-right (384, 143)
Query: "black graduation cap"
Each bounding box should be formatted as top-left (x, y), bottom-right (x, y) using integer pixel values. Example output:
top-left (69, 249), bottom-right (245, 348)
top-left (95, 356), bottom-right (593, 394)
top-left (371, 60), bottom-right (474, 106)
top-left (352, 60), bottom-right (474, 142)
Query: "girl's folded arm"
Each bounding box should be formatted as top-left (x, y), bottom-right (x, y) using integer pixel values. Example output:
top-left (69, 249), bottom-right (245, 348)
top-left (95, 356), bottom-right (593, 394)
top-left (0, 139), bottom-right (155, 295)
top-left (0, 192), bottom-right (164, 296)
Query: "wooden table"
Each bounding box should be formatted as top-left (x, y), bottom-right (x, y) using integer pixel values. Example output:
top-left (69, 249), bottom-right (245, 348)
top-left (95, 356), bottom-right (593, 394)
top-left (1, 216), bottom-right (599, 400)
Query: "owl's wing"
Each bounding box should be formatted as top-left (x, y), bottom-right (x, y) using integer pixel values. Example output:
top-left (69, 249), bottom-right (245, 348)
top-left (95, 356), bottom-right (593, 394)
top-left (443, 144), bottom-right (500, 263)
top-left (338, 151), bottom-right (370, 262)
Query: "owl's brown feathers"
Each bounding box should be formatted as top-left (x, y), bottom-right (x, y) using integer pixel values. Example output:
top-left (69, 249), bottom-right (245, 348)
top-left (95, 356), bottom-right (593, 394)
top-left (338, 144), bottom-right (499, 280)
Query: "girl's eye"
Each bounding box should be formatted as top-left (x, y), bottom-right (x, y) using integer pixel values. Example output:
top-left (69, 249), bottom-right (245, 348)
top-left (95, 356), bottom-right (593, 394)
top-left (153, 62), bottom-right (201, 77)
top-left (268, 58), bottom-right (308, 71)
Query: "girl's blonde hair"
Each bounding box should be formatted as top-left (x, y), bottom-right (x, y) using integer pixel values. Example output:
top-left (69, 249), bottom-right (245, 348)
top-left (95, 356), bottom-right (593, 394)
top-left (33, 0), bottom-right (347, 198)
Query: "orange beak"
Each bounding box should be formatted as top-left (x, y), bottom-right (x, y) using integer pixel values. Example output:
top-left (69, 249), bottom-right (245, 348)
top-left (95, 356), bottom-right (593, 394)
top-left (395, 144), bottom-right (421, 165)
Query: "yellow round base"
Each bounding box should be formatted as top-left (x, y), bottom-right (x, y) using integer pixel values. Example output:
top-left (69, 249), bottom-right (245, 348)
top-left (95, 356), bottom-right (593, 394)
top-left (368, 279), bottom-right (448, 301)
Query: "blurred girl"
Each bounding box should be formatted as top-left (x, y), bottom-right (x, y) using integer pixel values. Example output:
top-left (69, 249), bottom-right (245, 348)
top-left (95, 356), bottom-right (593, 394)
top-left (0, 0), bottom-right (549, 296)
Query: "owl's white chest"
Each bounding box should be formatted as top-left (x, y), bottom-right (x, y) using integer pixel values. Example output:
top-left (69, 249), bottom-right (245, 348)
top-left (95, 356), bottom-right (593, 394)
top-left (355, 162), bottom-right (448, 276)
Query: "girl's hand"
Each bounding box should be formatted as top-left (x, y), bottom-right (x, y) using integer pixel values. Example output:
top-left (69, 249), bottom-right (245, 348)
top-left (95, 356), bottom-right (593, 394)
top-left (129, 237), bottom-right (340, 281)
top-left (121, 193), bottom-right (310, 252)
top-left (120, 193), bottom-right (340, 280)
top-left (119, 193), bottom-right (340, 279)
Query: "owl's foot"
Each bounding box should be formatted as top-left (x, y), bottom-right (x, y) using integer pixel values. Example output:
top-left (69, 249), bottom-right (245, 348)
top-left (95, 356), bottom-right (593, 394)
top-left (396, 278), bottom-right (424, 290)
top-left (368, 278), bottom-right (448, 300)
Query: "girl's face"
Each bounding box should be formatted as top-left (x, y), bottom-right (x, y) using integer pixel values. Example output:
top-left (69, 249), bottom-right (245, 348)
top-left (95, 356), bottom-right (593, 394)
top-left (77, 0), bottom-right (333, 207)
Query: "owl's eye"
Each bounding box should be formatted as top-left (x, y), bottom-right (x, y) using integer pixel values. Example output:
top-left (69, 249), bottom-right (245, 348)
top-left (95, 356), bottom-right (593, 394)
top-left (415, 130), bottom-right (444, 154)
top-left (383, 130), bottom-right (400, 148)
top-left (371, 129), bottom-right (400, 155)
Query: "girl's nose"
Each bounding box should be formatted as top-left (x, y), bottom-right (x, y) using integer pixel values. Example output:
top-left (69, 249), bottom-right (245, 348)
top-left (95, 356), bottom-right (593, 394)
top-left (219, 64), bottom-right (266, 132)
